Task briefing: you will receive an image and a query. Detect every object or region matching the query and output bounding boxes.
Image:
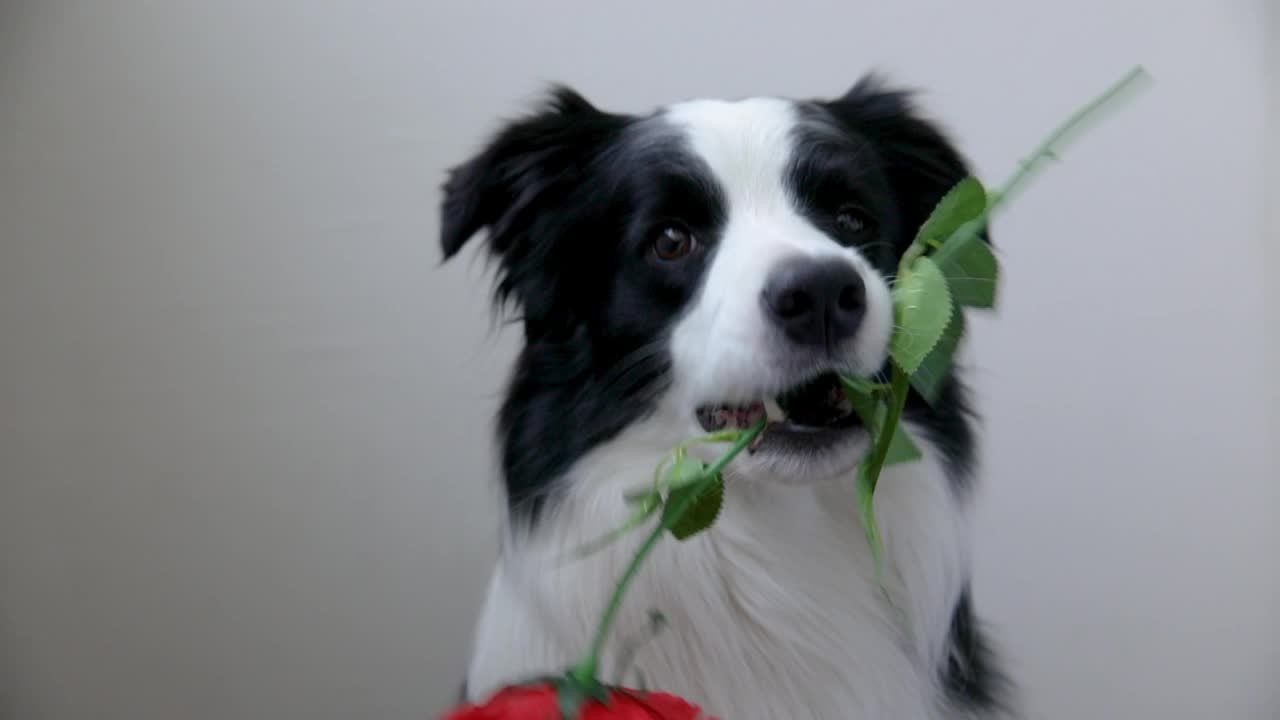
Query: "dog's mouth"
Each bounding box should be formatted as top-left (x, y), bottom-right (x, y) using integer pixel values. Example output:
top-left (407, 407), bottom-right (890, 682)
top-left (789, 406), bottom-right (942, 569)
top-left (694, 372), bottom-right (863, 454)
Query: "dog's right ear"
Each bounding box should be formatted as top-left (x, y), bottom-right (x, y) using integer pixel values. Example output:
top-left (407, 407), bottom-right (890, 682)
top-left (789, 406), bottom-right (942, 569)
top-left (439, 87), bottom-right (627, 261)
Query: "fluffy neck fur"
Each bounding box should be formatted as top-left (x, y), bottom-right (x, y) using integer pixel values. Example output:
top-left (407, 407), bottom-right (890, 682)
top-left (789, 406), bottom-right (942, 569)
top-left (464, 402), bottom-right (993, 719)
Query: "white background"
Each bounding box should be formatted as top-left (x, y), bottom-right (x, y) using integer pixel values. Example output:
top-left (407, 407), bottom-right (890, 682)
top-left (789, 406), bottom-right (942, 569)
top-left (1, 2), bottom-right (1275, 718)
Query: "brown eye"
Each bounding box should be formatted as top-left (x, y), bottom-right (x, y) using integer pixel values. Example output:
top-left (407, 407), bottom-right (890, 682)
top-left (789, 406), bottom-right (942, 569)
top-left (652, 224), bottom-right (696, 261)
top-left (836, 205), bottom-right (875, 236)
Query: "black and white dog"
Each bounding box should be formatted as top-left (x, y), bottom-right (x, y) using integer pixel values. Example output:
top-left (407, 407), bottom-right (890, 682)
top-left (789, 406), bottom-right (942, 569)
top-left (440, 76), bottom-right (1008, 719)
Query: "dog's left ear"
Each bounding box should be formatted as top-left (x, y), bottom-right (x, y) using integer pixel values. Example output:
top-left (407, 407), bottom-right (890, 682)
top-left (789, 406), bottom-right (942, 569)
top-left (439, 87), bottom-right (627, 261)
top-left (821, 75), bottom-right (989, 250)
top-left (440, 87), bottom-right (629, 339)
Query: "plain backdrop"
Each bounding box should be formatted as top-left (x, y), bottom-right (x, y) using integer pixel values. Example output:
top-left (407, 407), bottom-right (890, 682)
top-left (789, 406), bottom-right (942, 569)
top-left (1, 2), bottom-right (1276, 719)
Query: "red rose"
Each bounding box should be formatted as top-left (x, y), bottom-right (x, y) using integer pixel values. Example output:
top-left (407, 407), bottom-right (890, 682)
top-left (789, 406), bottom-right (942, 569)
top-left (441, 683), bottom-right (714, 720)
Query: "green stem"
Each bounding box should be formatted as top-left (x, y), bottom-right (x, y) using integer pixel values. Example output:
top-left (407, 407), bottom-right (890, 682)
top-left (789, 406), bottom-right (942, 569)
top-left (865, 365), bottom-right (912, 497)
top-left (568, 418), bottom-right (766, 686)
top-left (997, 65), bottom-right (1149, 205)
top-left (936, 66), bottom-right (1150, 262)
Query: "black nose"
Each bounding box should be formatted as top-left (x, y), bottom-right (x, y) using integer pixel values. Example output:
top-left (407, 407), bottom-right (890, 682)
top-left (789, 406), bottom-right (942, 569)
top-left (761, 258), bottom-right (866, 349)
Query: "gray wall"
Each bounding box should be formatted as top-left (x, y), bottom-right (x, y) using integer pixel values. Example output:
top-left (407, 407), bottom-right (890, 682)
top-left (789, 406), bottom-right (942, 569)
top-left (1266, 1), bottom-right (1280, 712)
top-left (1, 2), bottom-right (1275, 718)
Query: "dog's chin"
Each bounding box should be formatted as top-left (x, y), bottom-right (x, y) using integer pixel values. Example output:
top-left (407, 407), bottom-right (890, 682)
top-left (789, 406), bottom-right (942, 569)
top-left (693, 370), bottom-right (874, 485)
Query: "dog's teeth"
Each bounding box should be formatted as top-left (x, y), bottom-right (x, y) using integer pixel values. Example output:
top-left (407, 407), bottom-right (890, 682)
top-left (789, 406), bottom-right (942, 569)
top-left (827, 384), bottom-right (854, 415)
top-left (697, 406), bottom-right (727, 431)
top-left (764, 397), bottom-right (785, 422)
top-left (700, 401), bottom-right (773, 432)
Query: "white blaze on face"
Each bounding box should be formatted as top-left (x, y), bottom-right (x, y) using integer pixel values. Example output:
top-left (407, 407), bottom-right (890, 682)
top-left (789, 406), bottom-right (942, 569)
top-left (663, 98), bottom-right (894, 410)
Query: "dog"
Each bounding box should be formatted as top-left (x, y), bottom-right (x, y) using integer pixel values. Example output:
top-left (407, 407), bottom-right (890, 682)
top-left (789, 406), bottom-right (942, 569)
top-left (439, 75), bottom-right (1008, 719)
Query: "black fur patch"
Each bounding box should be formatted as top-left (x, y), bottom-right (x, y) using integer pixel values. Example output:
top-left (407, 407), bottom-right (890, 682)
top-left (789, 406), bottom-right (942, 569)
top-left (440, 90), bottom-right (726, 524)
top-left (942, 590), bottom-right (1008, 711)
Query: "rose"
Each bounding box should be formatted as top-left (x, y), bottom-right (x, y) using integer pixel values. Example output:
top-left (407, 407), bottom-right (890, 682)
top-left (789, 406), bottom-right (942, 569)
top-left (441, 683), bottom-right (713, 720)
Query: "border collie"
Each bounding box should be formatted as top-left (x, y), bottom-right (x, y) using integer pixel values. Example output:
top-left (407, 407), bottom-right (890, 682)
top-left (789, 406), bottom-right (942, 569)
top-left (440, 76), bottom-right (1008, 719)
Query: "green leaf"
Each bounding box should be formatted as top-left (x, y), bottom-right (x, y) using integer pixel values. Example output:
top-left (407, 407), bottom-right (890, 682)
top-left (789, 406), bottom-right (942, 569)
top-left (839, 376), bottom-right (921, 467)
top-left (909, 303), bottom-right (966, 405)
top-left (586, 683), bottom-right (609, 704)
top-left (682, 428), bottom-right (747, 446)
top-left (929, 216), bottom-right (981, 265)
top-left (890, 257), bottom-right (953, 374)
top-left (838, 373), bottom-right (889, 396)
top-left (665, 475), bottom-right (724, 541)
top-left (557, 678), bottom-right (588, 719)
top-left (663, 455), bottom-right (706, 491)
top-left (880, 408), bottom-right (923, 466)
top-left (843, 381), bottom-right (879, 427)
top-left (914, 177), bottom-right (986, 249)
top-left (935, 235), bottom-right (998, 308)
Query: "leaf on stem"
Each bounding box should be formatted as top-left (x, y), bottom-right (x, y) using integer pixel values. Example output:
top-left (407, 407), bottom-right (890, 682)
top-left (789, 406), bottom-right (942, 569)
top-left (909, 302), bottom-right (966, 405)
top-left (935, 233), bottom-right (999, 308)
top-left (665, 474), bottom-right (724, 541)
top-left (890, 257), bottom-right (953, 374)
top-left (914, 177), bottom-right (986, 249)
top-left (839, 375), bottom-right (921, 466)
top-left (879, 404), bottom-right (923, 466)
top-left (663, 455), bottom-right (707, 490)
top-left (839, 374), bottom-right (889, 396)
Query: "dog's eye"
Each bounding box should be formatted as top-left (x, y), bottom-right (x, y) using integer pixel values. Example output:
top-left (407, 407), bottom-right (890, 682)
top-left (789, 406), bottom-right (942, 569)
top-left (652, 224), bottom-right (697, 261)
top-left (835, 205), bottom-right (876, 239)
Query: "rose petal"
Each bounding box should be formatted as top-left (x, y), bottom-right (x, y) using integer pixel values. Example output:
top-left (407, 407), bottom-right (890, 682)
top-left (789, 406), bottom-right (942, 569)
top-left (439, 683), bottom-right (715, 720)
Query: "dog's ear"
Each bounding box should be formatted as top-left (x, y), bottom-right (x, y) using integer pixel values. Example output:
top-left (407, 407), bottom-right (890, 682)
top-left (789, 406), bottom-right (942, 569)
top-left (440, 86), bottom-right (626, 260)
top-left (821, 74), bottom-right (988, 252)
top-left (440, 87), bottom-right (628, 339)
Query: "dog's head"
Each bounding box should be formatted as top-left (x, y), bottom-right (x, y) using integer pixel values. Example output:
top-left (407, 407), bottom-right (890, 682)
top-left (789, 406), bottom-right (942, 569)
top-left (441, 78), bottom-right (978, 518)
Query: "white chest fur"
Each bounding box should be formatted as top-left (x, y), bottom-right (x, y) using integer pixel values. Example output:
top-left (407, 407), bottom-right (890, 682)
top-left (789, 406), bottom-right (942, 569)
top-left (464, 420), bottom-right (973, 720)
